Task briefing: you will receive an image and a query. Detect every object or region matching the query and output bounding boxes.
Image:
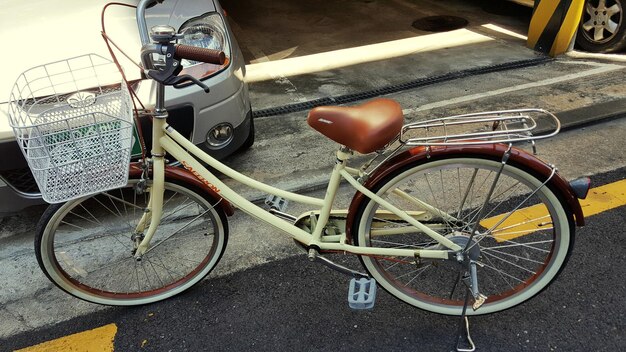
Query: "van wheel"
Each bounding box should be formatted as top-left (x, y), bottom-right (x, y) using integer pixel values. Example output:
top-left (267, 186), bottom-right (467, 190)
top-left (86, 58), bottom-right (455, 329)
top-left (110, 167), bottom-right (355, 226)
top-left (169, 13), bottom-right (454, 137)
top-left (576, 0), bottom-right (626, 53)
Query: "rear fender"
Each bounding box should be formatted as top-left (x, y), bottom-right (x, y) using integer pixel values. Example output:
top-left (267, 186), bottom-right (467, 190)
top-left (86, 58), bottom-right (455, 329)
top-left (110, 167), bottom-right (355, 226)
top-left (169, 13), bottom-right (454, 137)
top-left (129, 163), bottom-right (234, 216)
top-left (345, 144), bottom-right (584, 243)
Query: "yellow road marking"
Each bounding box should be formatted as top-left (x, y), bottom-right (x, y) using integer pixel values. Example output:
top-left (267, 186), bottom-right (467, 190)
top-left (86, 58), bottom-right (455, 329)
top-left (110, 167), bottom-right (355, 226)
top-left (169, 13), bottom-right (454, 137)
top-left (481, 179), bottom-right (626, 241)
top-left (580, 179), bottom-right (626, 216)
top-left (15, 324), bottom-right (117, 352)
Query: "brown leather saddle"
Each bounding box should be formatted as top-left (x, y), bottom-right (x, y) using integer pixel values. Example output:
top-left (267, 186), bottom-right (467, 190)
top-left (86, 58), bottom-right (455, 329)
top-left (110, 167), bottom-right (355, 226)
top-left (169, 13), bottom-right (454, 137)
top-left (307, 98), bottom-right (404, 154)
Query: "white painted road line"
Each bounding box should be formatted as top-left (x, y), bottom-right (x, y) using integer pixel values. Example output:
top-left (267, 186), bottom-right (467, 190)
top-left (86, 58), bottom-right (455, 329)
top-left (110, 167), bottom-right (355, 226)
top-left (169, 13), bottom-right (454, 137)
top-left (402, 61), bottom-right (624, 115)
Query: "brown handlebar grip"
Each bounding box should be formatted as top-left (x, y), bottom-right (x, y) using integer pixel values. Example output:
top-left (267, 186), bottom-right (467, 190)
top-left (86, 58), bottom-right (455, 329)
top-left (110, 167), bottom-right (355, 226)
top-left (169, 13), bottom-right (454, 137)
top-left (174, 44), bottom-right (226, 65)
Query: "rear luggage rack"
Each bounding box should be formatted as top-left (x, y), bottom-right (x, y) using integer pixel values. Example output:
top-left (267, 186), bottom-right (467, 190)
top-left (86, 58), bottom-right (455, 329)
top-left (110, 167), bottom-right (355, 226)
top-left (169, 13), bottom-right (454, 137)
top-left (400, 109), bottom-right (560, 146)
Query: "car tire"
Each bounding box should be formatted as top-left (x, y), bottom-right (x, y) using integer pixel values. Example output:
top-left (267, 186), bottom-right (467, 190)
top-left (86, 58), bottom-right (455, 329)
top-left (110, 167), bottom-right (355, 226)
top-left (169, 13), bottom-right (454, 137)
top-left (576, 0), bottom-right (626, 53)
top-left (238, 115), bottom-right (255, 152)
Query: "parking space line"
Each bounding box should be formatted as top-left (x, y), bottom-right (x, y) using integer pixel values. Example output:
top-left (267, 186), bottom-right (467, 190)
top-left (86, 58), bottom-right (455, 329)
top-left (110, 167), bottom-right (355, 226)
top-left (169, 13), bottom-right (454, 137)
top-left (402, 61), bottom-right (624, 115)
top-left (15, 324), bottom-right (117, 352)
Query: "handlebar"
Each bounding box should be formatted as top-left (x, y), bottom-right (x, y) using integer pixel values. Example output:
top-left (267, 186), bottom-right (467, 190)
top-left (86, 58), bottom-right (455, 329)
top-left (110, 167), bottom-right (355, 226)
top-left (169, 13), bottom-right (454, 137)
top-left (136, 0), bottom-right (224, 93)
top-left (136, 0), bottom-right (160, 46)
top-left (174, 44), bottom-right (226, 65)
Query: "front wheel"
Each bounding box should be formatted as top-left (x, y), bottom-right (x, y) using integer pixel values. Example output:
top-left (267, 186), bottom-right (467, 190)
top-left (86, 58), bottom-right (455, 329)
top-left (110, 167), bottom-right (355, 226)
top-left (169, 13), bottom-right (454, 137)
top-left (352, 157), bottom-right (574, 315)
top-left (35, 179), bottom-right (228, 306)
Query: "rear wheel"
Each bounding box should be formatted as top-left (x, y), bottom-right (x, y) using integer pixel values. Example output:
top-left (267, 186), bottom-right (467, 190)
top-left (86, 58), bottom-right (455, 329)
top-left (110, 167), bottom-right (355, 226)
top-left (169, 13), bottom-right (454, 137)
top-left (352, 157), bottom-right (574, 315)
top-left (35, 179), bottom-right (228, 306)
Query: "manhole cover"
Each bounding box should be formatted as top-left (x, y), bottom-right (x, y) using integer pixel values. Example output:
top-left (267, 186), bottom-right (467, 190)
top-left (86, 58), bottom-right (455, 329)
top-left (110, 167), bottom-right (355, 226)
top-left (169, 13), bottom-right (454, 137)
top-left (412, 15), bottom-right (469, 32)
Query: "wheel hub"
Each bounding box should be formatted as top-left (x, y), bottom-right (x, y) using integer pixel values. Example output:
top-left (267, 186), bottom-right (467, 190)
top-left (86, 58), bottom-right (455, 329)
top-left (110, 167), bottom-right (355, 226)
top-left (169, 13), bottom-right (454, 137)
top-left (584, 0), bottom-right (622, 43)
top-left (448, 234), bottom-right (481, 261)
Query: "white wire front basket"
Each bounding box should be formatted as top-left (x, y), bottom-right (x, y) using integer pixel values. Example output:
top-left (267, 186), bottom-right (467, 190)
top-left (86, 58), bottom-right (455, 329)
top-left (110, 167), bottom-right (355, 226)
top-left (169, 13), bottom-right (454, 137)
top-left (8, 54), bottom-right (134, 203)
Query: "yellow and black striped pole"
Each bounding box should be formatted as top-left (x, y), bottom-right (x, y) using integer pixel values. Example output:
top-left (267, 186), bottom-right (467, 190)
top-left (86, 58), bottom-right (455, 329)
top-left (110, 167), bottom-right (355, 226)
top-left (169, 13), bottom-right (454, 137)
top-left (527, 0), bottom-right (585, 56)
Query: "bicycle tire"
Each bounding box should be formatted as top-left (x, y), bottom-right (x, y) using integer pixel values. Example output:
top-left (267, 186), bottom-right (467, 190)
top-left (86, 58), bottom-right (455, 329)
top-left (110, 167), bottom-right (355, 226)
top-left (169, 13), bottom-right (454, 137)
top-left (351, 156), bottom-right (574, 315)
top-left (35, 178), bottom-right (228, 306)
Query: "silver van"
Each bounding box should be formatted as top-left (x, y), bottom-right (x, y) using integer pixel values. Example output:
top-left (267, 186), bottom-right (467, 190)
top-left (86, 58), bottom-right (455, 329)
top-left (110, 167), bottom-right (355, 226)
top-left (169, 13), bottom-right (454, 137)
top-left (0, 0), bottom-right (253, 213)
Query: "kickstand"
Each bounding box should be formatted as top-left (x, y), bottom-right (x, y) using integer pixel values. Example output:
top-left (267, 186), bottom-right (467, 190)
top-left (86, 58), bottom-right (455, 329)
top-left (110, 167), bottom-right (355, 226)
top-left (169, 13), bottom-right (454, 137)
top-left (455, 289), bottom-right (476, 352)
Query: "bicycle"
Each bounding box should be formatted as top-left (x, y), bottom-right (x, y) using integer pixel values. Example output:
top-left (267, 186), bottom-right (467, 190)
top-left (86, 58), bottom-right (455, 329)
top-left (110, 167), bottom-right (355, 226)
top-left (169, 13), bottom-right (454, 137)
top-left (8, 0), bottom-right (590, 349)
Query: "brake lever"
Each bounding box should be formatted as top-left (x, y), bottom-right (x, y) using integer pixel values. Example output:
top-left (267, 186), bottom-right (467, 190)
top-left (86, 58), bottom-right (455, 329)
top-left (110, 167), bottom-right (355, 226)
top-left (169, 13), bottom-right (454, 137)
top-left (145, 44), bottom-right (210, 93)
top-left (170, 75), bottom-right (210, 93)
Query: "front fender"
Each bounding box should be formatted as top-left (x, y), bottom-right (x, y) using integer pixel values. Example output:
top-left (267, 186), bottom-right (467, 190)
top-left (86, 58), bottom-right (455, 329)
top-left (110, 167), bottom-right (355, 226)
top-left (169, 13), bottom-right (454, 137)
top-left (129, 163), bottom-right (234, 216)
top-left (345, 144), bottom-right (584, 243)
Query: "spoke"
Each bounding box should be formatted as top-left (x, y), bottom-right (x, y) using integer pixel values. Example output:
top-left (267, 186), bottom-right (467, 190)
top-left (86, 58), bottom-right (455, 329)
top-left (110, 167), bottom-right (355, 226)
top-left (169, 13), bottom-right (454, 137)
top-left (100, 191), bottom-right (144, 211)
top-left (583, 18), bottom-right (595, 31)
top-left (93, 196), bottom-right (123, 218)
top-left (161, 191), bottom-right (181, 213)
top-left (490, 214), bottom-right (552, 233)
top-left (482, 251), bottom-right (537, 274)
top-left (478, 180), bottom-right (524, 221)
top-left (484, 239), bottom-right (553, 253)
top-left (144, 208), bottom-right (212, 255)
top-left (480, 176), bottom-right (551, 239)
top-left (460, 170), bottom-right (494, 231)
top-left (59, 220), bottom-right (90, 231)
top-left (482, 247), bottom-right (545, 265)
top-left (405, 264), bottom-right (433, 286)
top-left (107, 190), bottom-right (125, 218)
top-left (371, 238), bottom-right (439, 249)
top-left (394, 264), bottom-right (431, 281)
top-left (141, 261), bottom-right (152, 289)
top-left (95, 193), bottom-right (141, 234)
top-left (144, 256), bottom-right (166, 287)
top-left (440, 170), bottom-right (447, 214)
top-left (488, 227), bottom-right (553, 238)
top-left (78, 254), bottom-right (134, 274)
top-left (160, 199), bottom-right (198, 223)
top-left (481, 263), bottom-right (525, 284)
top-left (385, 261), bottom-right (401, 271)
top-left (594, 26), bottom-right (605, 41)
top-left (134, 260), bottom-right (142, 292)
top-left (607, 20), bottom-right (618, 34)
top-left (607, 4), bottom-right (620, 16)
top-left (424, 174), bottom-right (455, 231)
top-left (482, 253), bottom-right (515, 290)
top-left (78, 204), bottom-right (101, 225)
top-left (457, 168), bottom-right (478, 220)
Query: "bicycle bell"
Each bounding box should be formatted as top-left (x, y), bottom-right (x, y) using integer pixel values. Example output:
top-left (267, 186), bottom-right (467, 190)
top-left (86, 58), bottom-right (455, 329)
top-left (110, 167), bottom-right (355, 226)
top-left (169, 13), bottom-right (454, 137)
top-left (149, 25), bottom-right (178, 43)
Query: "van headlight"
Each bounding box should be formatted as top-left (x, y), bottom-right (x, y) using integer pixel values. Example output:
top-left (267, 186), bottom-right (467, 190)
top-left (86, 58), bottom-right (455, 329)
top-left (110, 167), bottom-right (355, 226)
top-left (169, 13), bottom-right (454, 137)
top-left (178, 13), bottom-right (231, 80)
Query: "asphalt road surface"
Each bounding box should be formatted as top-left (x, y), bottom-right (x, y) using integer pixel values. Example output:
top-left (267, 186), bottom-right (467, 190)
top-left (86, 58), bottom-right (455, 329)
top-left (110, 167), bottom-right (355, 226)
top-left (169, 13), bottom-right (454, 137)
top-left (4, 167), bottom-right (625, 352)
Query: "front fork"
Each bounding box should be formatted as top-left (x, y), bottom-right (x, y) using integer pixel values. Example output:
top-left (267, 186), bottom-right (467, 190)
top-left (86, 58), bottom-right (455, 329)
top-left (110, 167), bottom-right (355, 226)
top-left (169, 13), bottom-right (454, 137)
top-left (133, 154), bottom-right (165, 259)
top-left (133, 82), bottom-right (168, 259)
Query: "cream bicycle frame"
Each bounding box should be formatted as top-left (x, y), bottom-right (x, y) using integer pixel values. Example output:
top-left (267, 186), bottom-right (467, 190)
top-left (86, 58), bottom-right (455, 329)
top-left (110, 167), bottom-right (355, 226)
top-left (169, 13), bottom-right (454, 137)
top-left (133, 117), bottom-right (463, 259)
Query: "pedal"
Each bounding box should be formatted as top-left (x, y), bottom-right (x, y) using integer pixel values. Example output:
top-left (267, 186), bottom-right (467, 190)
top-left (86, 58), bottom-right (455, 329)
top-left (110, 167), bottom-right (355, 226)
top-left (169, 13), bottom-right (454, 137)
top-left (265, 194), bottom-right (288, 212)
top-left (348, 277), bottom-right (377, 310)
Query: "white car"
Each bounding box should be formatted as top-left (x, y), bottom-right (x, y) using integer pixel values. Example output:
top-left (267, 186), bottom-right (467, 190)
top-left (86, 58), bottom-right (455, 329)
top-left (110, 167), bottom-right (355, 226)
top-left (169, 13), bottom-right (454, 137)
top-left (0, 0), bottom-right (254, 213)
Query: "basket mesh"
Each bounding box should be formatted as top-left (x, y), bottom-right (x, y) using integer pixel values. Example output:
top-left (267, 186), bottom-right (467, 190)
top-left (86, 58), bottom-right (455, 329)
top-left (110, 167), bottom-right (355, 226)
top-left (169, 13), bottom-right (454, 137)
top-left (8, 54), bottom-right (133, 203)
